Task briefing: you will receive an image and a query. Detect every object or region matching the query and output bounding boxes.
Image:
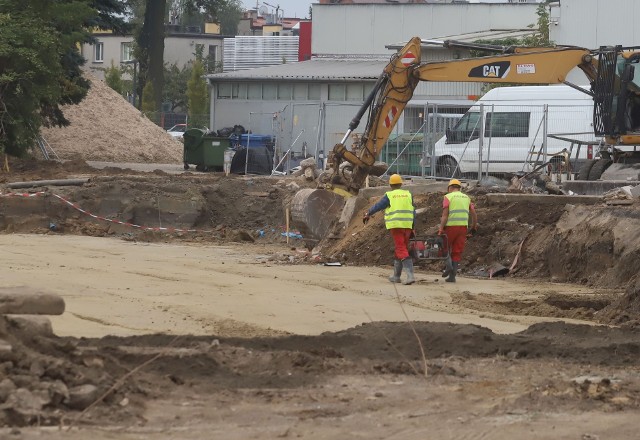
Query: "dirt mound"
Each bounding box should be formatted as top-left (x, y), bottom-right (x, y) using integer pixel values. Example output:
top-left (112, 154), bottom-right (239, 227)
top-left (323, 191), bottom-right (640, 290)
top-left (3, 304), bottom-right (640, 429)
top-left (40, 74), bottom-right (183, 163)
top-left (0, 317), bottom-right (142, 427)
top-left (597, 279), bottom-right (640, 327)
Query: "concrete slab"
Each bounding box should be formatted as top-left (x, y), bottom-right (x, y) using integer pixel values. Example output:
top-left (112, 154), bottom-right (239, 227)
top-left (563, 180), bottom-right (640, 196)
top-left (359, 181), bottom-right (449, 200)
top-left (486, 193), bottom-right (602, 205)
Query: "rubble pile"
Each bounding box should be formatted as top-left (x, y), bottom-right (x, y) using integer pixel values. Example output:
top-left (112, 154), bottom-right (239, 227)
top-left (0, 288), bottom-right (136, 427)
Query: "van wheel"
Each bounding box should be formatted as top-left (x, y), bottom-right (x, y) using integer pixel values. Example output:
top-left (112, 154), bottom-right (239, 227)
top-left (587, 159), bottom-right (612, 181)
top-left (436, 157), bottom-right (460, 178)
top-left (577, 159), bottom-right (596, 180)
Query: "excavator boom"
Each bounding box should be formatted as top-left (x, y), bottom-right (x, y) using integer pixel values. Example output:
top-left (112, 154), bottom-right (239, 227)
top-left (324, 37), bottom-right (620, 193)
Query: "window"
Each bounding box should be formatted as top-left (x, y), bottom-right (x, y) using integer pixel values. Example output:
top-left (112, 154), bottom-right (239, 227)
top-left (308, 84), bottom-right (321, 100)
top-left (94, 42), bottom-right (104, 63)
top-left (485, 112), bottom-right (530, 137)
top-left (446, 112), bottom-right (481, 144)
top-left (208, 45), bottom-right (217, 63)
top-left (277, 83), bottom-right (292, 100)
top-left (217, 83), bottom-right (232, 99)
top-left (293, 83), bottom-right (307, 100)
top-left (232, 83), bottom-right (247, 99)
top-left (328, 84), bottom-right (346, 101)
top-left (121, 42), bottom-right (134, 62)
top-left (262, 83), bottom-right (277, 100)
top-left (346, 84), bottom-right (364, 101)
top-left (248, 83), bottom-right (262, 99)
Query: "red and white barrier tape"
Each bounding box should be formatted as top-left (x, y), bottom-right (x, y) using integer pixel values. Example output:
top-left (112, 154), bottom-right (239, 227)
top-left (0, 191), bottom-right (212, 233)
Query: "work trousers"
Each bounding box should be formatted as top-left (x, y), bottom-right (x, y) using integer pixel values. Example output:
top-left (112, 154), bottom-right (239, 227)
top-left (390, 228), bottom-right (413, 260)
top-left (444, 225), bottom-right (468, 262)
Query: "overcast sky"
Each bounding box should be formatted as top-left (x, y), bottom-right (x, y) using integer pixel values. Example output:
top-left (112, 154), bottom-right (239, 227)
top-left (242, 1), bottom-right (313, 19)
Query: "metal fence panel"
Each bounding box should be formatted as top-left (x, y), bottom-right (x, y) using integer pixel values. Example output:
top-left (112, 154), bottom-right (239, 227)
top-left (432, 103), bottom-right (596, 179)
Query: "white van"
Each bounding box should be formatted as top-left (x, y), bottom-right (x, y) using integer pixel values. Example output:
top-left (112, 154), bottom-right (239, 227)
top-left (433, 85), bottom-right (600, 176)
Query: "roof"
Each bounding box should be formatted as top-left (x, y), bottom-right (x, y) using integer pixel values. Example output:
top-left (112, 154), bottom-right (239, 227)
top-left (207, 58), bottom-right (388, 82)
top-left (385, 29), bottom-right (539, 50)
top-left (250, 17), bottom-right (301, 30)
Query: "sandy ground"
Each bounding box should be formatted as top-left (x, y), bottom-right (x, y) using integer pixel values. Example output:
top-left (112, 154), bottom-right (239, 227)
top-left (2, 234), bottom-right (598, 339)
top-left (2, 234), bottom-right (640, 440)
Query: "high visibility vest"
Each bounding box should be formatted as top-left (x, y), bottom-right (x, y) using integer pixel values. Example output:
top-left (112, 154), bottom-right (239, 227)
top-left (384, 189), bottom-right (414, 230)
top-left (445, 191), bottom-right (471, 227)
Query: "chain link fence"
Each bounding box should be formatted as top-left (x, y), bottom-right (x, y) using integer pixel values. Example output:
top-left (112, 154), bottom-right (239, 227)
top-left (145, 102), bottom-right (600, 180)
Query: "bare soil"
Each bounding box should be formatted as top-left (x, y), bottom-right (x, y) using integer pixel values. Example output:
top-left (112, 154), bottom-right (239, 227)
top-left (1, 77), bottom-right (640, 436)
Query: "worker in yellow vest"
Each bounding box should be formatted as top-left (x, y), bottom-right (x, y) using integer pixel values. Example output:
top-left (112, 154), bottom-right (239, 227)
top-left (362, 174), bottom-right (416, 285)
top-left (438, 179), bottom-right (478, 283)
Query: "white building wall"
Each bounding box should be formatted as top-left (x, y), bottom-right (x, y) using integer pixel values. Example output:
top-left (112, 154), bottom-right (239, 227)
top-left (550, 0), bottom-right (640, 48)
top-left (312, 4), bottom-right (539, 55)
top-left (83, 35), bottom-right (223, 80)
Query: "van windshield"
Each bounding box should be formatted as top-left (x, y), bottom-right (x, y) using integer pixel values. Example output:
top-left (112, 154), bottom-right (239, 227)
top-left (446, 111), bottom-right (531, 144)
top-left (446, 112), bottom-right (480, 143)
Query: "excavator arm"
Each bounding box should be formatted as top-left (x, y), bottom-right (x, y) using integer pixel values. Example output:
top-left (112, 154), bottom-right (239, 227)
top-left (326, 36), bottom-right (599, 193)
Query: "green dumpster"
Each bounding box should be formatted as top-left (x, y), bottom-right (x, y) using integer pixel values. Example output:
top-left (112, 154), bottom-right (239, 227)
top-left (183, 129), bottom-right (231, 172)
top-left (382, 133), bottom-right (426, 176)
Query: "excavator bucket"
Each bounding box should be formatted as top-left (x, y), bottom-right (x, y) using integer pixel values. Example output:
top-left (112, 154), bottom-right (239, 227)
top-left (290, 188), bottom-right (347, 242)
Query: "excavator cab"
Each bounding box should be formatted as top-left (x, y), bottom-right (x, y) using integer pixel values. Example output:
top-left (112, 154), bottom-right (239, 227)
top-left (594, 46), bottom-right (640, 142)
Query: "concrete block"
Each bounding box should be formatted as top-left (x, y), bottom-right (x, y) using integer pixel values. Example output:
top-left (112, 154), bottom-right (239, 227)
top-left (0, 287), bottom-right (65, 315)
top-left (486, 193), bottom-right (602, 205)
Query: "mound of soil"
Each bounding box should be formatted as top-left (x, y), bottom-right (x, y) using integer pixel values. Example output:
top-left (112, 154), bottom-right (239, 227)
top-left (40, 74), bottom-right (183, 163)
top-left (597, 279), bottom-right (640, 327)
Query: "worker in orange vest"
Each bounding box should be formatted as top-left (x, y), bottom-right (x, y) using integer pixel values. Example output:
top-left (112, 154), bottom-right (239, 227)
top-left (363, 174), bottom-right (416, 285)
top-left (438, 179), bottom-right (478, 282)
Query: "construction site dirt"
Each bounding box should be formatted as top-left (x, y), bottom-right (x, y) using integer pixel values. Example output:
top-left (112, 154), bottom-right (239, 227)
top-left (0, 75), bottom-right (640, 440)
top-left (2, 155), bottom-right (640, 439)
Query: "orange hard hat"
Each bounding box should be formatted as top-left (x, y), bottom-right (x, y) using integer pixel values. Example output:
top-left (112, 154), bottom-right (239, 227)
top-left (448, 178), bottom-right (462, 187)
top-left (389, 174), bottom-right (403, 185)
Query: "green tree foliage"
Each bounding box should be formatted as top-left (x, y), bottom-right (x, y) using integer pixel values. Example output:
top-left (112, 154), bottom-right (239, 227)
top-left (163, 62), bottom-right (191, 112)
top-left (141, 81), bottom-right (156, 118)
top-left (0, 0), bottom-right (92, 157)
top-left (0, 0), bottom-right (129, 158)
top-left (186, 58), bottom-right (208, 127)
top-left (175, 0), bottom-right (243, 35)
top-left (104, 61), bottom-right (125, 95)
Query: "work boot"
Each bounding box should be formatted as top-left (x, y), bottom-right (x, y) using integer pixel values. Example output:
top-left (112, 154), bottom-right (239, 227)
top-left (388, 259), bottom-right (402, 283)
top-left (445, 261), bottom-right (459, 283)
top-left (402, 258), bottom-right (415, 285)
top-left (442, 256), bottom-right (453, 278)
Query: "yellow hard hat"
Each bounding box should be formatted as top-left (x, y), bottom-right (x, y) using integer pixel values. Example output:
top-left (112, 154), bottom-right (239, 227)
top-left (389, 174), bottom-right (403, 185)
top-left (448, 178), bottom-right (462, 187)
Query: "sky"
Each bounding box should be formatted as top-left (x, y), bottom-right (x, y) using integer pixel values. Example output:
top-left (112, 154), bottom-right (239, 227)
top-left (242, 1), bottom-right (313, 19)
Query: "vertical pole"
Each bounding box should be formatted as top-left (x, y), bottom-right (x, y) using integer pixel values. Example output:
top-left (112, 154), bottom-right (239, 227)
top-left (132, 61), bottom-right (138, 109)
top-left (478, 104), bottom-right (484, 180)
top-left (245, 113), bottom-right (251, 176)
top-left (430, 103), bottom-right (437, 178)
top-left (285, 207), bottom-right (290, 245)
top-left (542, 104), bottom-right (549, 166)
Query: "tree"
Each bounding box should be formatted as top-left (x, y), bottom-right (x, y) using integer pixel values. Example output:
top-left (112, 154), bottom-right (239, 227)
top-left (163, 62), bottom-right (191, 112)
top-left (175, 0), bottom-right (243, 35)
top-left (105, 61), bottom-right (125, 95)
top-left (141, 81), bottom-right (156, 119)
top-left (0, 0), bottom-right (129, 161)
top-left (186, 58), bottom-right (208, 127)
top-left (136, 0), bottom-right (167, 113)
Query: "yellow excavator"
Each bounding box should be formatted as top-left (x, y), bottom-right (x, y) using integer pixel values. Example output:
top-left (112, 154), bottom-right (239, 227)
top-left (321, 36), bottom-right (640, 193)
top-left (290, 37), bottom-right (640, 240)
